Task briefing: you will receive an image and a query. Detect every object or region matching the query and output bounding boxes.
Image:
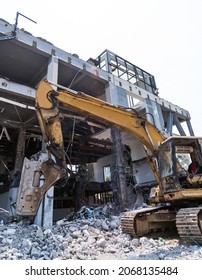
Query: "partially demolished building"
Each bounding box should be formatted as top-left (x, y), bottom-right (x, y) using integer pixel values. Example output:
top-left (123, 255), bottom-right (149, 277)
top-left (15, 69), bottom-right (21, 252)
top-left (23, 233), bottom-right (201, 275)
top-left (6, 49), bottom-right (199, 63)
top-left (0, 18), bottom-right (194, 226)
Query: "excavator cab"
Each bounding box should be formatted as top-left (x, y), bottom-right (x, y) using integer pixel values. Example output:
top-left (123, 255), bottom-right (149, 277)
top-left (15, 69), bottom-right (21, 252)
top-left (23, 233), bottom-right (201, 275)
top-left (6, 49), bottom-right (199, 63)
top-left (158, 137), bottom-right (202, 196)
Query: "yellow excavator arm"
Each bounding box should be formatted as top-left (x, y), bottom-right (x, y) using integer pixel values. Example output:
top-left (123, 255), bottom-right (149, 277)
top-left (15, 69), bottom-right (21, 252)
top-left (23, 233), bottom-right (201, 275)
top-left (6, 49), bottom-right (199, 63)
top-left (16, 80), bottom-right (165, 216)
top-left (36, 80), bottom-right (165, 155)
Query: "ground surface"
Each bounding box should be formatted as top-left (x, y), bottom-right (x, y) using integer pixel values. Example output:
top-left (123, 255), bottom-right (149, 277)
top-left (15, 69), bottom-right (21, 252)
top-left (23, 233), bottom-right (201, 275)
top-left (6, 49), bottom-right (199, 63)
top-left (0, 208), bottom-right (202, 260)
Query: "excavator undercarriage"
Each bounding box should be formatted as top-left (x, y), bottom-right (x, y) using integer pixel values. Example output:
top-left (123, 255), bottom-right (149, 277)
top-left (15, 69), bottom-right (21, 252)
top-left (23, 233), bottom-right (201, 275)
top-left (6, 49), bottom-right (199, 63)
top-left (121, 206), bottom-right (176, 236)
top-left (121, 205), bottom-right (202, 244)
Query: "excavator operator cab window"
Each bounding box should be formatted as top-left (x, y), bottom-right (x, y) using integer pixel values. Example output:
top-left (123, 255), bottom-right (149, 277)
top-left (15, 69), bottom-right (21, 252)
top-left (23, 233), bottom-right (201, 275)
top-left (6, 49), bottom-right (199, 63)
top-left (159, 143), bottom-right (173, 178)
top-left (159, 138), bottom-right (202, 192)
top-left (174, 141), bottom-right (202, 188)
top-left (158, 141), bottom-right (176, 191)
top-left (175, 146), bottom-right (192, 176)
top-left (175, 140), bottom-right (202, 175)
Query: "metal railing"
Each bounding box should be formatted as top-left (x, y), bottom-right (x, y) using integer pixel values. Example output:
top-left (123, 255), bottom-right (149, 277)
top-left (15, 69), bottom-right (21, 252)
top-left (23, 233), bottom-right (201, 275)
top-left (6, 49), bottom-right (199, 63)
top-left (96, 49), bottom-right (158, 95)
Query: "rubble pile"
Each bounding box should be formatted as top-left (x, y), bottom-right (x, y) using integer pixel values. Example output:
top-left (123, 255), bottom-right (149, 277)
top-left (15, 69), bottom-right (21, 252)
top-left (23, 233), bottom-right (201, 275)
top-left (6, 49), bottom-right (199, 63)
top-left (0, 205), bottom-right (202, 260)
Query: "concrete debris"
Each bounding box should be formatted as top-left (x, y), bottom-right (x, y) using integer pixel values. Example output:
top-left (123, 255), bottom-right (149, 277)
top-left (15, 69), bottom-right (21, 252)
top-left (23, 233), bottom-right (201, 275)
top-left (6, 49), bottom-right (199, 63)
top-left (0, 206), bottom-right (202, 260)
top-left (68, 204), bottom-right (114, 220)
top-left (0, 208), bottom-right (10, 224)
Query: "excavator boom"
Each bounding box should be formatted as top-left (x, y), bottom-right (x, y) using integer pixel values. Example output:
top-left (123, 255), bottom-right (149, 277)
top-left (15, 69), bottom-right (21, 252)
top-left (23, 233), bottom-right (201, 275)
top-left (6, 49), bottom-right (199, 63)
top-left (36, 80), bottom-right (165, 154)
top-left (16, 80), bottom-right (165, 216)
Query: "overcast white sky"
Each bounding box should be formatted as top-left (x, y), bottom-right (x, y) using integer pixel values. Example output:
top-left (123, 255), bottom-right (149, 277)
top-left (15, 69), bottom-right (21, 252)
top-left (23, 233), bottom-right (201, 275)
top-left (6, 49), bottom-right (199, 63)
top-left (1, 0), bottom-right (202, 135)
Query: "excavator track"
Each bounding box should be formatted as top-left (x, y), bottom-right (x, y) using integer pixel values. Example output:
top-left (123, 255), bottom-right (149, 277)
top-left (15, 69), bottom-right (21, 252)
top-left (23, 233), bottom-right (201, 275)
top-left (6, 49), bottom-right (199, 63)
top-left (121, 206), bottom-right (176, 236)
top-left (176, 207), bottom-right (202, 244)
top-left (121, 206), bottom-right (202, 244)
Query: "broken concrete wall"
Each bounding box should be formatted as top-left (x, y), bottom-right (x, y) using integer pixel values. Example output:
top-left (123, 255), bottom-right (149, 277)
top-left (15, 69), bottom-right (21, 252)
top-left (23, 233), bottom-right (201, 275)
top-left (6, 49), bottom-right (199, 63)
top-left (90, 130), bottom-right (155, 186)
top-left (88, 154), bottom-right (114, 182)
top-left (0, 155), bottom-right (13, 211)
top-left (122, 132), bottom-right (156, 184)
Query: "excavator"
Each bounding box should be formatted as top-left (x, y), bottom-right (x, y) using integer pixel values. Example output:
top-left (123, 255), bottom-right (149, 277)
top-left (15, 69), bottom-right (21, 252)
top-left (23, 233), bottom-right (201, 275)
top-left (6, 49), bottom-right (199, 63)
top-left (16, 80), bottom-right (202, 244)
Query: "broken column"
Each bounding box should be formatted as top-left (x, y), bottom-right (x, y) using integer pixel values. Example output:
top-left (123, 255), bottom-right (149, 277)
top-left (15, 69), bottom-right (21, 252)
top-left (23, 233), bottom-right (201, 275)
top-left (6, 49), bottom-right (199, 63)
top-left (8, 126), bottom-right (26, 216)
top-left (111, 128), bottom-right (128, 211)
top-left (34, 56), bottom-right (59, 227)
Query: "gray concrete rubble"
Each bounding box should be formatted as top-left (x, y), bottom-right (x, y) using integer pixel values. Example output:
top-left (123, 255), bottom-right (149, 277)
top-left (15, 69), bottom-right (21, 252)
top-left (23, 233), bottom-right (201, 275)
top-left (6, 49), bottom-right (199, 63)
top-left (0, 208), bottom-right (10, 224)
top-left (0, 205), bottom-right (202, 260)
